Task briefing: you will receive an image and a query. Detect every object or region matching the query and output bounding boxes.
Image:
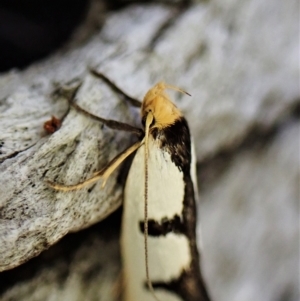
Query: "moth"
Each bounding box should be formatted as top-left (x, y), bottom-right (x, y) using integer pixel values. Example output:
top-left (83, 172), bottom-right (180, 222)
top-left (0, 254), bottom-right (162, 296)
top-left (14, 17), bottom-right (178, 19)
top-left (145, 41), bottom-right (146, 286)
top-left (48, 70), bottom-right (211, 301)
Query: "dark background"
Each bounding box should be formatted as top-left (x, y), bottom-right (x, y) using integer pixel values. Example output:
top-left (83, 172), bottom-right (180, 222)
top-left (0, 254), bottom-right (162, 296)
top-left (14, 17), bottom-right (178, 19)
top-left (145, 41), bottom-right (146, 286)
top-left (0, 0), bottom-right (89, 72)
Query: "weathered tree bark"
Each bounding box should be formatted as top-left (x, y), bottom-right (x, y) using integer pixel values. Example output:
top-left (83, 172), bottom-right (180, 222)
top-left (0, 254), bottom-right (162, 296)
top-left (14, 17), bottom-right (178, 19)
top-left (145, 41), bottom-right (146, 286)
top-left (0, 0), bottom-right (298, 300)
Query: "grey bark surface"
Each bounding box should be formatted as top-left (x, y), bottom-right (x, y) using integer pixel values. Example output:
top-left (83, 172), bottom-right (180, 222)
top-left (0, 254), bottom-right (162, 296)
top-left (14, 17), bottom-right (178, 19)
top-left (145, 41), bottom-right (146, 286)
top-left (0, 0), bottom-right (299, 300)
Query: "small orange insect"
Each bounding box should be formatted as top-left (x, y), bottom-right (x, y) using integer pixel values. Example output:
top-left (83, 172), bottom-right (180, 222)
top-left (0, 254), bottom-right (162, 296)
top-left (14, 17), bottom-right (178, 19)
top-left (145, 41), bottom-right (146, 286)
top-left (44, 116), bottom-right (62, 134)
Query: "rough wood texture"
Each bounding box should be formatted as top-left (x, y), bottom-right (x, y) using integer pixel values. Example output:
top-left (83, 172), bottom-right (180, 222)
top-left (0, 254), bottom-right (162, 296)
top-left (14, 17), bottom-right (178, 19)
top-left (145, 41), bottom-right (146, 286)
top-left (0, 0), bottom-right (299, 300)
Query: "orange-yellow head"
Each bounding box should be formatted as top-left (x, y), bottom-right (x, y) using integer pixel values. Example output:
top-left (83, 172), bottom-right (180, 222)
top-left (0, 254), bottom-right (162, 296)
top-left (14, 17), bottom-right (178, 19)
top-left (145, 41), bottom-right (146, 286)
top-left (141, 82), bottom-right (190, 130)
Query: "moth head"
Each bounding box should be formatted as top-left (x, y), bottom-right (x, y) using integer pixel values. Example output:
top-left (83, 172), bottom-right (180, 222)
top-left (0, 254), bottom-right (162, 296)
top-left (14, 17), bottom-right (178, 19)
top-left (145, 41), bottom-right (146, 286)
top-left (141, 81), bottom-right (190, 130)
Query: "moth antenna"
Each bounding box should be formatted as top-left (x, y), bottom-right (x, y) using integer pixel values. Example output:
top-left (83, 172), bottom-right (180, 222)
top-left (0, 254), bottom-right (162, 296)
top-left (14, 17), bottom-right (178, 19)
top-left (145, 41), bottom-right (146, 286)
top-left (165, 83), bottom-right (191, 97)
top-left (144, 112), bottom-right (161, 301)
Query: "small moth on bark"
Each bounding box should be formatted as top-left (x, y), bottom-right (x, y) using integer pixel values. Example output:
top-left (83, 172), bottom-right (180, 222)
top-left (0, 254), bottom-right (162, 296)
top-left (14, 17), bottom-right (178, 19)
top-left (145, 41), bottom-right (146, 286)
top-left (47, 71), bottom-right (211, 301)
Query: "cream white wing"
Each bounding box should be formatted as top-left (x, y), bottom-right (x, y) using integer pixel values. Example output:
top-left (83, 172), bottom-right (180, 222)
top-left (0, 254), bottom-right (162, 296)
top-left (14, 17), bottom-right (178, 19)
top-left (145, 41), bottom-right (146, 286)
top-left (121, 138), bottom-right (192, 301)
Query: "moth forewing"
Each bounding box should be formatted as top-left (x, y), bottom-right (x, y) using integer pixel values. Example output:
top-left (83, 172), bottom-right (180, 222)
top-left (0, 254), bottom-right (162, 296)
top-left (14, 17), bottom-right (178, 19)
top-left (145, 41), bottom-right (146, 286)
top-left (122, 141), bottom-right (190, 301)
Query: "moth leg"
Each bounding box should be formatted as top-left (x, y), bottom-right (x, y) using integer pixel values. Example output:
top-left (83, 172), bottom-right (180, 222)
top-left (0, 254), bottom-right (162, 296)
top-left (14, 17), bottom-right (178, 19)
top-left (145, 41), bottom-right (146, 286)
top-left (90, 69), bottom-right (142, 108)
top-left (70, 101), bottom-right (143, 137)
top-left (47, 140), bottom-right (143, 191)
